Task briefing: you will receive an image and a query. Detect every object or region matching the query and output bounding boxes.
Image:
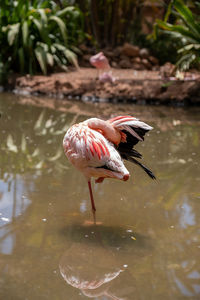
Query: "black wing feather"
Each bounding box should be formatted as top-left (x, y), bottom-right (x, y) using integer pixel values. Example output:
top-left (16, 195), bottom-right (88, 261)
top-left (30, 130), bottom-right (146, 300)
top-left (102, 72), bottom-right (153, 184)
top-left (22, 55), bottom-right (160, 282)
top-left (118, 127), bottom-right (149, 152)
top-left (117, 126), bottom-right (156, 180)
top-left (123, 155), bottom-right (156, 180)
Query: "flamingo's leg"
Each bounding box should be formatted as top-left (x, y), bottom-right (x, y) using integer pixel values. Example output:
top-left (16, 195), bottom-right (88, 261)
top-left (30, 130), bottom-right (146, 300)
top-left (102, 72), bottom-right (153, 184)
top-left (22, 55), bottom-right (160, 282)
top-left (97, 69), bottom-right (100, 80)
top-left (95, 177), bottom-right (104, 183)
top-left (88, 180), bottom-right (96, 223)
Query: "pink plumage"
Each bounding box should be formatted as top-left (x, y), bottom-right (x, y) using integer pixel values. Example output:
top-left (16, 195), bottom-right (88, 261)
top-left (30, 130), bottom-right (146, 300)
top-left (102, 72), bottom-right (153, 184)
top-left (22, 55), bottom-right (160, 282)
top-left (89, 52), bottom-right (110, 70)
top-left (63, 116), bottom-right (155, 220)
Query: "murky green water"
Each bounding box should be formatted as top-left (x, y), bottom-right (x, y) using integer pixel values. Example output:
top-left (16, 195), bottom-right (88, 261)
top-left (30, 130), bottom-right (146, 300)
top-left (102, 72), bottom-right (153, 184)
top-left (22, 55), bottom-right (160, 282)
top-left (0, 93), bottom-right (200, 300)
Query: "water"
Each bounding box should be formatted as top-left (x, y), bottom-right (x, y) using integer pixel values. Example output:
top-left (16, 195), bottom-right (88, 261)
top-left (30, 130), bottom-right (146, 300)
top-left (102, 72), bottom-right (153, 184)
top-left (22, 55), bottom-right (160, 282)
top-left (0, 93), bottom-right (200, 300)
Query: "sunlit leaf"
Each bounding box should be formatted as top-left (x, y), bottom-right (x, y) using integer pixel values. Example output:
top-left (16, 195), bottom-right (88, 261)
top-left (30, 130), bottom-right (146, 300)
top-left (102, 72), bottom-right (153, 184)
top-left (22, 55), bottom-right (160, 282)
top-left (46, 52), bottom-right (54, 67)
top-left (156, 20), bottom-right (198, 43)
top-left (55, 162), bottom-right (69, 170)
top-left (61, 123), bottom-right (69, 133)
top-left (7, 134), bottom-right (18, 153)
top-left (38, 8), bottom-right (48, 24)
top-left (64, 49), bottom-right (79, 69)
top-left (47, 149), bottom-right (62, 161)
top-left (35, 161), bottom-right (44, 169)
top-left (32, 148), bottom-right (40, 157)
top-left (49, 128), bottom-right (63, 135)
top-left (35, 46), bottom-right (47, 75)
top-left (34, 110), bottom-right (45, 130)
top-left (45, 118), bottom-right (53, 128)
top-left (37, 128), bottom-right (47, 136)
top-left (7, 23), bottom-right (20, 46)
top-left (22, 21), bottom-right (29, 46)
top-left (49, 16), bottom-right (67, 44)
top-left (56, 6), bottom-right (75, 18)
top-left (32, 18), bottom-right (43, 34)
top-left (21, 134), bottom-right (27, 153)
top-left (53, 43), bottom-right (65, 51)
top-left (174, 0), bottom-right (200, 37)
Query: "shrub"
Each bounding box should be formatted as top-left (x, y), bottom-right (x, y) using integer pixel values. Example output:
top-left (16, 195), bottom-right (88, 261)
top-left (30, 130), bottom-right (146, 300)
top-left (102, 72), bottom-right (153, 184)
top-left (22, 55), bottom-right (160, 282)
top-left (155, 0), bottom-right (200, 70)
top-left (0, 0), bottom-right (84, 79)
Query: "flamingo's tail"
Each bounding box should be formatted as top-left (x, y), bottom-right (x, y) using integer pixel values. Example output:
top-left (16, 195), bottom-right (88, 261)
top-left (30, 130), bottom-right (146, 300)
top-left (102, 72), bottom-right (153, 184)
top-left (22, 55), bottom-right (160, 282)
top-left (122, 153), bottom-right (156, 180)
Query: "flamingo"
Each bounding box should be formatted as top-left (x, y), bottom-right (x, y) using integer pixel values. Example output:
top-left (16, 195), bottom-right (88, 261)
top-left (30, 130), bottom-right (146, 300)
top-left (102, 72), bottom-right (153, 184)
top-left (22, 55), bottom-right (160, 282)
top-left (89, 52), bottom-right (116, 83)
top-left (89, 52), bottom-right (110, 71)
top-left (63, 115), bottom-right (155, 220)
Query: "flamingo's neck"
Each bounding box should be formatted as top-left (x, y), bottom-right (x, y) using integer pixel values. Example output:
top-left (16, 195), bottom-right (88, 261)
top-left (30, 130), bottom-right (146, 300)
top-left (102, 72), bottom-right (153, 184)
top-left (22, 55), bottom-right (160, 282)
top-left (85, 118), bottom-right (121, 145)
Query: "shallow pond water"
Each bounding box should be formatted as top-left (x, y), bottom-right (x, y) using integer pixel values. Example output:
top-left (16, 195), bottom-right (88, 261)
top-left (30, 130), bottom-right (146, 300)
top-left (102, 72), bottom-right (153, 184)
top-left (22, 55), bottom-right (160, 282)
top-left (0, 93), bottom-right (200, 300)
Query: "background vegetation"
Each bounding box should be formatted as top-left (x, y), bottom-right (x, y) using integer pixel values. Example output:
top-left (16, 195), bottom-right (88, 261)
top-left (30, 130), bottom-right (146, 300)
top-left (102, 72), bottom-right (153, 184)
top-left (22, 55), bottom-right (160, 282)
top-left (0, 0), bottom-right (199, 84)
top-left (155, 0), bottom-right (200, 70)
top-left (0, 0), bottom-right (84, 82)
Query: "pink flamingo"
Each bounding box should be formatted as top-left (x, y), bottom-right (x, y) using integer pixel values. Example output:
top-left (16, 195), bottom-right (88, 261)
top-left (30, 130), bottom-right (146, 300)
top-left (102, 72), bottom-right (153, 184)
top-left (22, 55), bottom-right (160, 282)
top-left (63, 116), bottom-right (155, 220)
top-left (90, 52), bottom-right (116, 82)
top-left (90, 52), bottom-right (110, 70)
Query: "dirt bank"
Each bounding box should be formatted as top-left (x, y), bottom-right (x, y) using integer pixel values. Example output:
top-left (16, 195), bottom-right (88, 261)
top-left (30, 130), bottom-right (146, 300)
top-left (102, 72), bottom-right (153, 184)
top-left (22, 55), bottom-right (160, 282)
top-left (10, 68), bottom-right (200, 106)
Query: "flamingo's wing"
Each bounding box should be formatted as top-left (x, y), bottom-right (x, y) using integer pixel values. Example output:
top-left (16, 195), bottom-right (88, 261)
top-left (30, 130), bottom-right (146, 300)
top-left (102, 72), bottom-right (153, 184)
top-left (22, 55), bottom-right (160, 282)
top-left (83, 128), bottom-right (129, 180)
top-left (109, 115), bottom-right (153, 147)
top-left (83, 128), bottom-right (111, 166)
top-left (109, 116), bottom-right (156, 180)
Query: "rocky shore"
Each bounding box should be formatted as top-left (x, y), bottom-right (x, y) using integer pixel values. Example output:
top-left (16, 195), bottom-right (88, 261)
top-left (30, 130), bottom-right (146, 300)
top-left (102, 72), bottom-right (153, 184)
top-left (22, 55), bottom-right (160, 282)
top-left (10, 67), bottom-right (200, 106)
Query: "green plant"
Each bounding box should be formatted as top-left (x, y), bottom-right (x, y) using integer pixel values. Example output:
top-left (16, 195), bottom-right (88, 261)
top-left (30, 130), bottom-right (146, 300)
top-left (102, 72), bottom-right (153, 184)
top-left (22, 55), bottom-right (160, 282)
top-left (155, 0), bottom-right (200, 70)
top-left (0, 0), bottom-right (84, 77)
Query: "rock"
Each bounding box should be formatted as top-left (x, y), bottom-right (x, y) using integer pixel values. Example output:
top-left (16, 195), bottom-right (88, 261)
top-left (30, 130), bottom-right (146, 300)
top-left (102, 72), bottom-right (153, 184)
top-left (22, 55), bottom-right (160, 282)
top-left (160, 62), bottom-right (175, 78)
top-left (142, 81), bottom-right (161, 99)
top-left (119, 54), bottom-right (129, 60)
top-left (119, 58), bottom-right (132, 69)
top-left (152, 65), bottom-right (160, 71)
top-left (98, 97), bottom-right (108, 103)
top-left (158, 81), bottom-right (200, 104)
top-left (113, 46), bottom-right (122, 57)
top-left (82, 95), bottom-right (90, 102)
top-left (148, 56), bottom-right (159, 65)
top-left (121, 43), bottom-right (140, 57)
top-left (186, 81), bottom-right (200, 104)
top-left (132, 63), bottom-right (145, 70)
top-left (141, 59), bottom-right (152, 70)
top-left (111, 61), bottom-right (118, 68)
top-left (103, 50), bottom-right (115, 58)
top-left (139, 48), bottom-right (149, 58)
top-left (131, 57), bottom-right (141, 64)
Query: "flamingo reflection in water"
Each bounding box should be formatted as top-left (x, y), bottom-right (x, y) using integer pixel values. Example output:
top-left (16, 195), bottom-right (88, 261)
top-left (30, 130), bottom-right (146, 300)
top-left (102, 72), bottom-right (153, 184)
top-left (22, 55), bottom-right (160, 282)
top-left (63, 116), bottom-right (155, 221)
top-left (59, 243), bottom-right (129, 300)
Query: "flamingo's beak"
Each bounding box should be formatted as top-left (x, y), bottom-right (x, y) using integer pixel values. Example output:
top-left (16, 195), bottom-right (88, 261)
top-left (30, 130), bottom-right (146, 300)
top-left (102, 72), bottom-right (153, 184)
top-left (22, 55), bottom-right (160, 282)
top-left (123, 174), bottom-right (130, 181)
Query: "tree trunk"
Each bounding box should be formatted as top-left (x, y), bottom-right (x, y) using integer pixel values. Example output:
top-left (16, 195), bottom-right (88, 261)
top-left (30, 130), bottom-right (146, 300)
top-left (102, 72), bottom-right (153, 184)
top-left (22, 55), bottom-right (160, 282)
top-left (90, 0), bottom-right (101, 47)
top-left (110, 0), bottom-right (120, 47)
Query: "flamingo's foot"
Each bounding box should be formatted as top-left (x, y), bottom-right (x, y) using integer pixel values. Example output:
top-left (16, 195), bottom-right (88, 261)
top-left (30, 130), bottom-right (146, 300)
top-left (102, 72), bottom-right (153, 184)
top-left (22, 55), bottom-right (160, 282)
top-left (83, 220), bottom-right (103, 226)
top-left (95, 177), bottom-right (105, 183)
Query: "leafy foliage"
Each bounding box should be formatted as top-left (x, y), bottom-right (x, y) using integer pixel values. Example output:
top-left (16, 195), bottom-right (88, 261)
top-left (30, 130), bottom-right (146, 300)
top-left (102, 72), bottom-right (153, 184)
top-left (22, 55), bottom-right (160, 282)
top-left (155, 0), bottom-right (200, 70)
top-left (0, 0), bottom-right (84, 79)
